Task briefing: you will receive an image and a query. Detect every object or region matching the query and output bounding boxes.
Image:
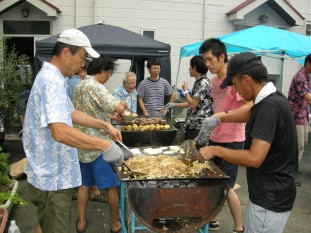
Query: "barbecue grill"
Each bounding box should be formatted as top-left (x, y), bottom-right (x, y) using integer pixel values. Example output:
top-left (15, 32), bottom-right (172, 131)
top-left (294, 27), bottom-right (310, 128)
top-left (117, 149), bottom-right (230, 233)
top-left (115, 125), bottom-right (177, 147)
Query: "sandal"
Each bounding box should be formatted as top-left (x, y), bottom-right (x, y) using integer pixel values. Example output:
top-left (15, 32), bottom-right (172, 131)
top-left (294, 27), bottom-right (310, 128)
top-left (75, 218), bottom-right (87, 233)
top-left (110, 226), bottom-right (122, 233)
top-left (90, 193), bottom-right (107, 203)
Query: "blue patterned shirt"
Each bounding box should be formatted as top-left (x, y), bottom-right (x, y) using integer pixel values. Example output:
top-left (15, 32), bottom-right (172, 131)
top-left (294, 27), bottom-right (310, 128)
top-left (23, 62), bottom-right (81, 191)
top-left (67, 75), bottom-right (82, 102)
top-left (113, 86), bottom-right (137, 113)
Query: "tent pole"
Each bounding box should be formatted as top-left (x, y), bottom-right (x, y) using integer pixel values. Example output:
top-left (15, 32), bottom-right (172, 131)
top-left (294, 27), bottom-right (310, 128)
top-left (175, 57), bottom-right (182, 88)
top-left (278, 52), bottom-right (285, 92)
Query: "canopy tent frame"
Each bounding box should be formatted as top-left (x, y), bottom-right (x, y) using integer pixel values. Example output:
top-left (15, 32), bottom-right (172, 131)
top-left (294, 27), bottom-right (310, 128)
top-left (177, 25), bottom-right (311, 92)
top-left (34, 23), bottom-right (171, 85)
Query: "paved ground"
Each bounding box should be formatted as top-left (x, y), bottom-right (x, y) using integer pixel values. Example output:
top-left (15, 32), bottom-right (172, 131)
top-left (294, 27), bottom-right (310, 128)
top-left (4, 130), bottom-right (311, 233)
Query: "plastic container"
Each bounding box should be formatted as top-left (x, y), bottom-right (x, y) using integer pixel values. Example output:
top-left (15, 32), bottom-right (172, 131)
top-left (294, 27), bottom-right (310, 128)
top-left (8, 220), bottom-right (20, 233)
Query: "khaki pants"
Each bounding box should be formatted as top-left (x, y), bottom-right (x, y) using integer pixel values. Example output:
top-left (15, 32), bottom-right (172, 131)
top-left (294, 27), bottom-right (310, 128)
top-left (296, 124), bottom-right (308, 163)
top-left (28, 183), bottom-right (73, 233)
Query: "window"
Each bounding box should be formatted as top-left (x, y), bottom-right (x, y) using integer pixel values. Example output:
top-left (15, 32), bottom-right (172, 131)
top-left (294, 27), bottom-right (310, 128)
top-left (4, 21), bottom-right (50, 35)
top-left (141, 29), bottom-right (156, 39)
top-left (306, 23), bottom-right (311, 36)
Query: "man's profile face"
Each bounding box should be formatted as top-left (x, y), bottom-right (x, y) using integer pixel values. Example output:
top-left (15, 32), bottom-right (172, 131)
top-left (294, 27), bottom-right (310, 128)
top-left (148, 65), bottom-right (161, 78)
top-left (232, 75), bottom-right (252, 101)
top-left (124, 76), bottom-right (136, 93)
top-left (66, 48), bottom-right (87, 77)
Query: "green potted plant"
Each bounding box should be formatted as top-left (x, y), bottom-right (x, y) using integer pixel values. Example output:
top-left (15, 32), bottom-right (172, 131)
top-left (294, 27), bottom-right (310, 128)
top-left (0, 146), bottom-right (27, 212)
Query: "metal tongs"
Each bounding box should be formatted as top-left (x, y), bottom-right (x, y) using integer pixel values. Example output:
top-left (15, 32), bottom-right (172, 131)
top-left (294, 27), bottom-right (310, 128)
top-left (116, 140), bottom-right (133, 155)
top-left (116, 141), bottom-right (147, 178)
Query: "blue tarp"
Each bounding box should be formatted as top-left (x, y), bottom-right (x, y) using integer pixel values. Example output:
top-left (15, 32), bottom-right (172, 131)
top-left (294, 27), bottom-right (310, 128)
top-left (180, 25), bottom-right (311, 60)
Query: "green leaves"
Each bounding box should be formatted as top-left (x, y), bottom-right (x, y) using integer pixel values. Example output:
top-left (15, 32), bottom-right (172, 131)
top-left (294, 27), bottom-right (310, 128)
top-left (0, 146), bottom-right (10, 186)
top-left (0, 35), bottom-right (33, 136)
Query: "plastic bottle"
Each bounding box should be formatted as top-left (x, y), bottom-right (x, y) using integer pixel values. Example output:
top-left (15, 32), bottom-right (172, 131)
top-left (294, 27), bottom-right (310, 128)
top-left (8, 220), bottom-right (21, 233)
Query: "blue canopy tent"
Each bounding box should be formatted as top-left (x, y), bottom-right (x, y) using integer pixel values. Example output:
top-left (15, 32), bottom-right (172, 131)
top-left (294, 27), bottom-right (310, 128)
top-left (177, 25), bottom-right (311, 90)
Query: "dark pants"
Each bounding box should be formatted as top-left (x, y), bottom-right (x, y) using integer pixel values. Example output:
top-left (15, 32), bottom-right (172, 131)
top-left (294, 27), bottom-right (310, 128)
top-left (28, 183), bottom-right (73, 233)
top-left (209, 140), bottom-right (244, 188)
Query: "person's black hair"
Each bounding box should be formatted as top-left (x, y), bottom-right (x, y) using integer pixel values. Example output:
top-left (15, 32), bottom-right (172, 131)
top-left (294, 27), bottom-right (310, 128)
top-left (51, 42), bottom-right (80, 56)
top-left (190, 55), bottom-right (208, 75)
top-left (147, 58), bottom-right (161, 69)
top-left (304, 53), bottom-right (311, 67)
top-left (87, 55), bottom-right (115, 75)
top-left (237, 64), bottom-right (268, 84)
top-left (199, 38), bottom-right (228, 63)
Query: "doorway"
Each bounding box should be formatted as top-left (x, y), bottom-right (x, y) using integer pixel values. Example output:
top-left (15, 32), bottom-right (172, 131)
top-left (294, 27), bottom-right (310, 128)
top-left (5, 37), bottom-right (34, 63)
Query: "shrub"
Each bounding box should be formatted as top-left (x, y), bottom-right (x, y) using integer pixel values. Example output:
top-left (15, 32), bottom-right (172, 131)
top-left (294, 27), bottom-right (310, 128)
top-left (0, 35), bottom-right (32, 137)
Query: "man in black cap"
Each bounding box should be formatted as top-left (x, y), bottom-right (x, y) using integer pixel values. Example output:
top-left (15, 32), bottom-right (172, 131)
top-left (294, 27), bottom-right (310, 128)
top-left (198, 52), bottom-right (298, 233)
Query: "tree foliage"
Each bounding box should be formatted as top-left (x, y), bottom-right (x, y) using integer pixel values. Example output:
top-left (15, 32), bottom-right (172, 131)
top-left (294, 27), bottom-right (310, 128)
top-left (0, 35), bottom-right (32, 136)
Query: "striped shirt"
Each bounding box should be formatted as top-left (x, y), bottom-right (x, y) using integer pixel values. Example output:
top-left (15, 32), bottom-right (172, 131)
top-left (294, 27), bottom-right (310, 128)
top-left (137, 77), bottom-right (173, 115)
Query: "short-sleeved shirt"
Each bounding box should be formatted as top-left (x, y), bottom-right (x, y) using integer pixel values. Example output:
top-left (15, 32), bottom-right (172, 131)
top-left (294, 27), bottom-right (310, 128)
top-left (288, 67), bottom-right (311, 125)
top-left (22, 62), bottom-right (81, 191)
top-left (246, 91), bottom-right (297, 212)
top-left (67, 75), bottom-right (82, 102)
top-left (137, 77), bottom-right (173, 115)
top-left (113, 86), bottom-right (137, 113)
top-left (210, 75), bottom-right (245, 143)
top-left (74, 75), bottom-right (120, 163)
top-left (185, 75), bottom-right (213, 130)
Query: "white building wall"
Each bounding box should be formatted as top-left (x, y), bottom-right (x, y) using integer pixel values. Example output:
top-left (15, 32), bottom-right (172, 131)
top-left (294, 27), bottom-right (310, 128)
top-left (2, 0), bottom-right (311, 94)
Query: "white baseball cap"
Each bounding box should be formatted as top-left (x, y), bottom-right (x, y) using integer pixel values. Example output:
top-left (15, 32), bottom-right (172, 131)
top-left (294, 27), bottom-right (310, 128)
top-left (57, 28), bottom-right (100, 58)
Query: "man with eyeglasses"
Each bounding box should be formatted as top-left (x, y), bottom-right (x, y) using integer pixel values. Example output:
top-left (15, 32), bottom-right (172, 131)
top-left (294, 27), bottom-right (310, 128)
top-left (73, 55), bottom-right (127, 233)
top-left (137, 58), bottom-right (176, 116)
top-left (22, 29), bottom-right (124, 233)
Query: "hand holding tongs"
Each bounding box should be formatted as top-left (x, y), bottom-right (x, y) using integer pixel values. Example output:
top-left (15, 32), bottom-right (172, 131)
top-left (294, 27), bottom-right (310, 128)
top-left (116, 141), bottom-right (147, 177)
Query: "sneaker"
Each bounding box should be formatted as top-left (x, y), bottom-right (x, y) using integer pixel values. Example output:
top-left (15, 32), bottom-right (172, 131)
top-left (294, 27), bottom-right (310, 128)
top-left (209, 220), bottom-right (219, 231)
top-left (233, 226), bottom-right (244, 233)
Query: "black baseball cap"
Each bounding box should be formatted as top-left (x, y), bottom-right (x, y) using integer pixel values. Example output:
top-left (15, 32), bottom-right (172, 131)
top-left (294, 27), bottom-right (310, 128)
top-left (220, 52), bottom-right (262, 89)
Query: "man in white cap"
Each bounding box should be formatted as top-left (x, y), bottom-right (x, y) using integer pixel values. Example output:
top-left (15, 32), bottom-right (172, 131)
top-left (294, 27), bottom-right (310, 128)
top-left (22, 28), bottom-right (124, 233)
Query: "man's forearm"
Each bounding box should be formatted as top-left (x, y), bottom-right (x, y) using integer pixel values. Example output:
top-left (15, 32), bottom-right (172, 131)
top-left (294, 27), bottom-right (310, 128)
top-left (138, 98), bottom-right (148, 115)
top-left (49, 123), bottom-right (111, 152)
top-left (72, 110), bottom-right (111, 131)
top-left (216, 101), bottom-right (253, 123)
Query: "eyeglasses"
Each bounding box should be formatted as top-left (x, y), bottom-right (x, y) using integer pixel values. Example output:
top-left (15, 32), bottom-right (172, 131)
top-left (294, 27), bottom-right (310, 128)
top-left (85, 57), bottom-right (92, 62)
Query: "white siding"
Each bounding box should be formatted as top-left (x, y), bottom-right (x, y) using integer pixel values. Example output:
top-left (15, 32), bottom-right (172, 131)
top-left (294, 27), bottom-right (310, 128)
top-left (1, 0), bottom-right (311, 94)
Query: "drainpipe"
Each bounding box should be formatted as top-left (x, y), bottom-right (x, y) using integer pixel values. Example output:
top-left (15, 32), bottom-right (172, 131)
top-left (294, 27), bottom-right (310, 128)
top-left (203, 0), bottom-right (207, 39)
top-left (94, 0), bottom-right (97, 24)
top-left (75, 0), bottom-right (79, 28)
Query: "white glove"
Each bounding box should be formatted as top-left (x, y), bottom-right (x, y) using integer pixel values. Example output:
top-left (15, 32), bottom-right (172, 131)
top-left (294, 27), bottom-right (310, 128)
top-left (195, 115), bottom-right (221, 144)
top-left (163, 102), bottom-right (178, 110)
top-left (102, 142), bottom-right (124, 166)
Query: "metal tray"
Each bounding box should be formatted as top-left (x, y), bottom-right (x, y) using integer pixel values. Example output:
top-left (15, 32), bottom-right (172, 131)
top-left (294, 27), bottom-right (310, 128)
top-left (111, 115), bottom-right (173, 125)
top-left (115, 156), bottom-right (229, 183)
top-left (116, 125), bottom-right (178, 147)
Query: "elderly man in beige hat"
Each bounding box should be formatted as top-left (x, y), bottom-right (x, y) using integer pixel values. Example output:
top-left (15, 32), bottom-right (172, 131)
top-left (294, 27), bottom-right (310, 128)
top-left (22, 28), bottom-right (124, 233)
